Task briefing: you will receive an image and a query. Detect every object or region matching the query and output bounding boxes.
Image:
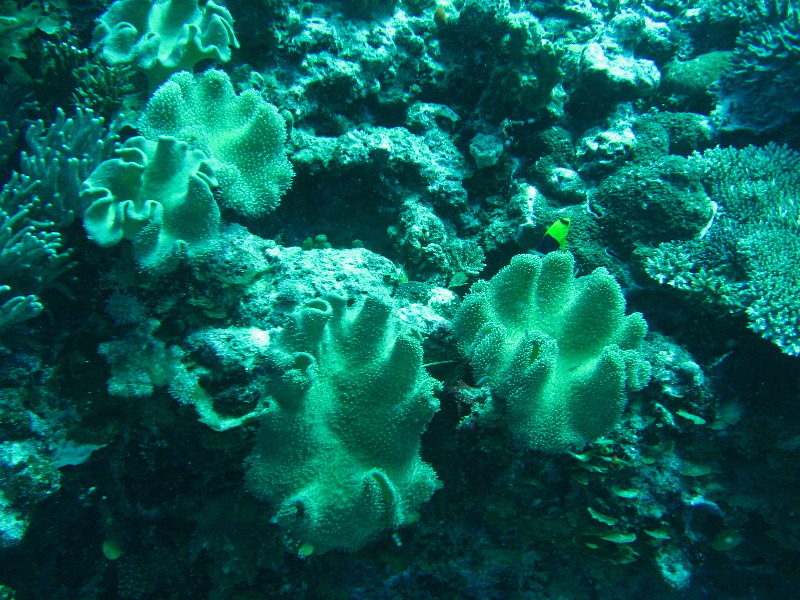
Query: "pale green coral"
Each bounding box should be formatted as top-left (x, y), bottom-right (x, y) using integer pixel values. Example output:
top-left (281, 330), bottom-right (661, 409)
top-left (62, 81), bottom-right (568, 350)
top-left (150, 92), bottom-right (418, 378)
top-left (0, 290), bottom-right (42, 329)
top-left (0, 107), bottom-right (115, 330)
top-left (81, 135), bottom-right (220, 272)
top-left (92, 0), bottom-right (239, 88)
top-left (139, 69), bottom-right (294, 217)
top-left (245, 294), bottom-right (440, 555)
top-left (454, 252), bottom-right (650, 452)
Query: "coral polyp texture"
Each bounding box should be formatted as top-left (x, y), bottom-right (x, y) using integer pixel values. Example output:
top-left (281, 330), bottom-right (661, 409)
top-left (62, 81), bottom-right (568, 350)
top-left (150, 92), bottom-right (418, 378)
top-left (245, 294), bottom-right (441, 555)
top-left (454, 252), bottom-right (650, 452)
top-left (139, 69), bottom-right (294, 217)
top-left (92, 0), bottom-right (239, 88)
top-left (81, 135), bottom-right (220, 272)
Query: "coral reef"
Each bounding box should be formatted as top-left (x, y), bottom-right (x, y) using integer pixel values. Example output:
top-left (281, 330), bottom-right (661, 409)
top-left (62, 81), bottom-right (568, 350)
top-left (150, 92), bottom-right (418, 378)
top-left (1, 1), bottom-right (799, 599)
top-left (644, 143), bottom-right (800, 355)
top-left (711, 0), bottom-right (800, 133)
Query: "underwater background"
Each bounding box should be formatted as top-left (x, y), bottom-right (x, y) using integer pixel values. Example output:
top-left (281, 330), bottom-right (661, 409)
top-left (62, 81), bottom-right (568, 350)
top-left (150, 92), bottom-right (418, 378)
top-left (1, 0), bottom-right (799, 598)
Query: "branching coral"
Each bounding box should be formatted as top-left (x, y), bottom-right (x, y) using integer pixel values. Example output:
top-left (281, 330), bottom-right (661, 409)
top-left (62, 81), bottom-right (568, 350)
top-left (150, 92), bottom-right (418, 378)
top-left (711, 0), bottom-right (800, 132)
top-left (0, 106), bottom-right (115, 329)
top-left (22, 107), bottom-right (117, 227)
top-left (0, 175), bottom-right (69, 330)
top-left (645, 143), bottom-right (800, 355)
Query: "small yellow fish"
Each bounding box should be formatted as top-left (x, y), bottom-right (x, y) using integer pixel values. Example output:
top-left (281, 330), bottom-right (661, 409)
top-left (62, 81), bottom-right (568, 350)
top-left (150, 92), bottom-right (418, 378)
top-left (535, 217), bottom-right (571, 254)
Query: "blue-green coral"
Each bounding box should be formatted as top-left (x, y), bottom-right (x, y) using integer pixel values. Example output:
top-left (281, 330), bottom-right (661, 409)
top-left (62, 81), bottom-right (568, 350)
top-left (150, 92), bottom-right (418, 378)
top-left (645, 143), bottom-right (800, 355)
top-left (245, 294), bottom-right (441, 555)
top-left (0, 184), bottom-right (65, 329)
top-left (0, 107), bottom-right (111, 329)
top-left (454, 251), bottom-right (650, 452)
top-left (22, 107), bottom-right (116, 227)
top-left (92, 0), bottom-right (239, 88)
top-left (139, 69), bottom-right (294, 217)
top-left (81, 136), bottom-right (220, 272)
